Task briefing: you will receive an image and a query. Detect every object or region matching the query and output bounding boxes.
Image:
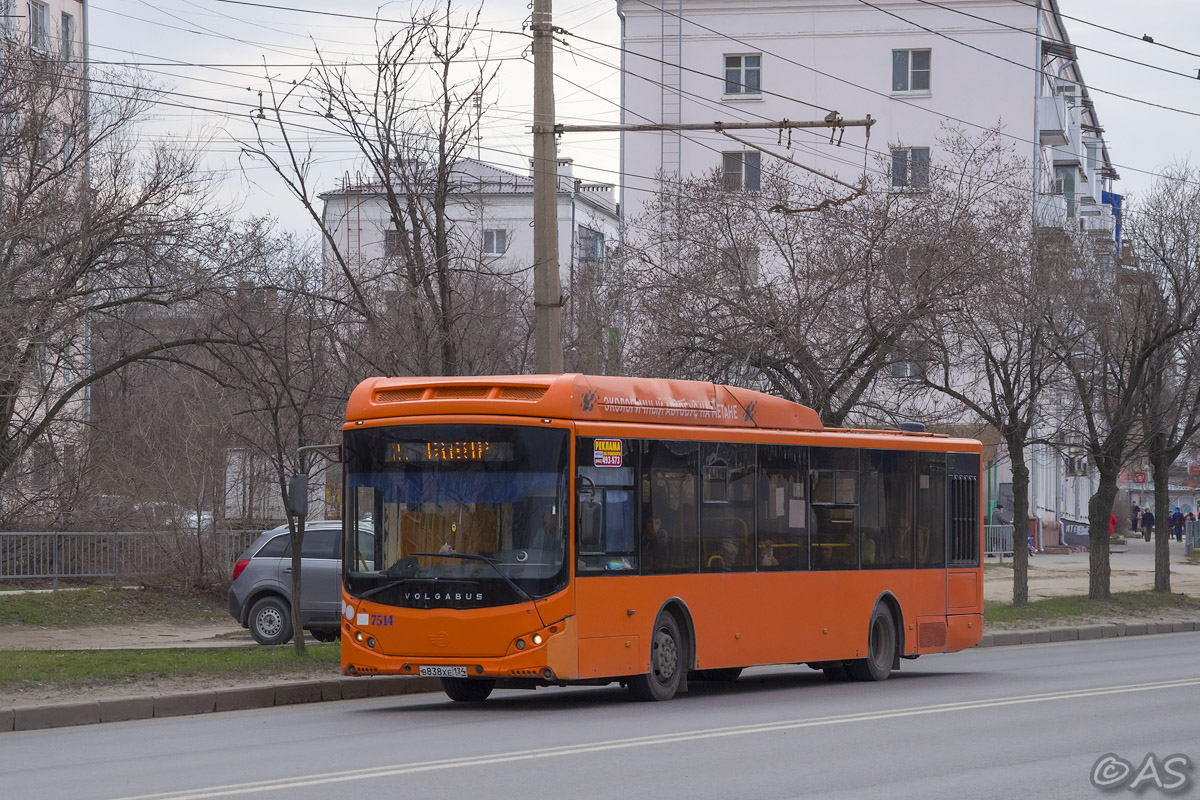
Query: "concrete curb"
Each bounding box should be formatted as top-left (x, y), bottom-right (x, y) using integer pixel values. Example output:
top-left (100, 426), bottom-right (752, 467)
top-left (7, 621), bottom-right (1200, 733)
top-left (974, 619), bottom-right (1200, 649)
top-left (3, 676), bottom-right (440, 733)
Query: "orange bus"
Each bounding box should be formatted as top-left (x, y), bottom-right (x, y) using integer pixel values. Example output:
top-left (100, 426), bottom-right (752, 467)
top-left (340, 373), bottom-right (983, 702)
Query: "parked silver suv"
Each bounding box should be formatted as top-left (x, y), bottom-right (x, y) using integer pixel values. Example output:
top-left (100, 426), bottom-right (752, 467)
top-left (228, 521), bottom-right (343, 645)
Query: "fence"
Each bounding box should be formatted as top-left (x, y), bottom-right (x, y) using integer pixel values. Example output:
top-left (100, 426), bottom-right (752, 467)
top-left (984, 524), bottom-right (1015, 559)
top-left (0, 530), bottom-right (260, 588)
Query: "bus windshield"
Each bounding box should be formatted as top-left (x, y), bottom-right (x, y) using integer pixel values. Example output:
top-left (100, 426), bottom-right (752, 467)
top-left (343, 423), bottom-right (570, 609)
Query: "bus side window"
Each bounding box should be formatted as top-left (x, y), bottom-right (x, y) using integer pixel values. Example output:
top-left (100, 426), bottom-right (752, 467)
top-left (756, 444), bottom-right (808, 571)
top-left (810, 447), bottom-right (858, 570)
top-left (576, 439), bottom-right (636, 573)
top-left (916, 452), bottom-right (946, 567)
top-left (860, 450), bottom-right (914, 569)
top-left (641, 440), bottom-right (699, 573)
top-left (701, 442), bottom-right (754, 572)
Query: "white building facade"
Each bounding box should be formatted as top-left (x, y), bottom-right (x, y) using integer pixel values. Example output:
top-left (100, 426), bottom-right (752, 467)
top-left (618, 0), bottom-right (1123, 545)
top-left (619, 0), bottom-right (1118, 239)
top-left (320, 156), bottom-right (621, 329)
top-left (1, 0), bottom-right (84, 60)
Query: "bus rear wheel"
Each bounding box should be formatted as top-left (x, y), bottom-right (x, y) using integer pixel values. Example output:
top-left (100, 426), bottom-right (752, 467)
top-left (848, 604), bottom-right (897, 682)
top-left (629, 613), bottom-right (684, 701)
top-left (441, 677), bottom-right (496, 702)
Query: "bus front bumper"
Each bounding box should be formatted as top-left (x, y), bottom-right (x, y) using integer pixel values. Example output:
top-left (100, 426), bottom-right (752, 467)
top-left (341, 615), bottom-right (579, 682)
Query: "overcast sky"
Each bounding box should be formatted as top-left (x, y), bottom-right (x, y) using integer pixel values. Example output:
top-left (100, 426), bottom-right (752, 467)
top-left (86, 0), bottom-right (1199, 234)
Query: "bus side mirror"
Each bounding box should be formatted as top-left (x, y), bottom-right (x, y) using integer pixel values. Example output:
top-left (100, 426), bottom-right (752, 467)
top-left (287, 474), bottom-right (308, 518)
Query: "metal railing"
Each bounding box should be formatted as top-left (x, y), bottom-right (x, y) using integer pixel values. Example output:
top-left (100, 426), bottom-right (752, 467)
top-left (985, 524), bottom-right (1015, 559)
top-left (0, 530), bottom-right (259, 588)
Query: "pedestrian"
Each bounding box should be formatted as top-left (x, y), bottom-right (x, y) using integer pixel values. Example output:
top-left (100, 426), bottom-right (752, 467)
top-left (1141, 508), bottom-right (1155, 542)
top-left (1110, 513), bottom-right (1117, 538)
top-left (1171, 508), bottom-right (1185, 542)
top-left (990, 503), bottom-right (1010, 527)
top-left (1131, 504), bottom-right (1141, 533)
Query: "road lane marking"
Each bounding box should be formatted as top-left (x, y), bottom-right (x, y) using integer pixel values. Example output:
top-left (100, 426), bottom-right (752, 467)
top-left (110, 676), bottom-right (1200, 800)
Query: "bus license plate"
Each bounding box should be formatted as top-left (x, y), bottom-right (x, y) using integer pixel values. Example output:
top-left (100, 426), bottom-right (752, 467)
top-left (419, 665), bottom-right (467, 678)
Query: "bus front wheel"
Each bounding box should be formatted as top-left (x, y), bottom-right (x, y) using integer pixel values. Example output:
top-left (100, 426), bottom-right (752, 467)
top-left (442, 677), bottom-right (496, 702)
top-left (629, 613), bottom-right (684, 701)
top-left (848, 604), bottom-right (897, 682)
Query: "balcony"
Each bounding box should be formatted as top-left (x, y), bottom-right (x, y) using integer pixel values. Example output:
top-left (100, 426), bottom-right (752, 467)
top-left (1080, 207), bottom-right (1116, 240)
top-left (1052, 106), bottom-right (1083, 166)
top-left (1038, 94), bottom-right (1069, 146)
top-left (1035, 192), bottom-right (1068, 229)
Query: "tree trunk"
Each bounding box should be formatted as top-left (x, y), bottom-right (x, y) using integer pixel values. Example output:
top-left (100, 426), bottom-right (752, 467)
top-left (1151, 451), bottom-right (1172, 592)
top-left (1088, 476), bottom-right (1118, 599)
top-left (1008, 442), bottom-right (1030, 607)
top-left (290, 515), bottom-right (306, 655)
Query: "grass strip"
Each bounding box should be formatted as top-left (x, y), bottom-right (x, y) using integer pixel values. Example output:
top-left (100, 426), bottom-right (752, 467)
top-left (0, 644), bottom-right (340, 688)
top-left (985, 590), bottom-right (1200, 627)
top-left (0, 586), bottom-right (225, 627)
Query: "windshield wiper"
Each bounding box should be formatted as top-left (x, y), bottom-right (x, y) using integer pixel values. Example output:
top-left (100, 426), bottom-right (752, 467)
top-left (413, 552), bottom-right (537, 605)
top-left (360, 576), bottom-right (479, 600)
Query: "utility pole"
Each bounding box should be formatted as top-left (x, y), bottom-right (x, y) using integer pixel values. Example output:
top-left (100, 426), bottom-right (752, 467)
top-left (531, 4), bottom-right (873, 371)
top-left (531, 0), bottom-right (563, 374)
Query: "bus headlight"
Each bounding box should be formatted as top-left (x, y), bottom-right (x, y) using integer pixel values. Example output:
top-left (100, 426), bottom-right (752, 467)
top-left (531, 634), bottom-right (544, 646)
top-left (354, 631), bottom-right (364, 643)
top-left (515, 638), bottom-right (526, 650)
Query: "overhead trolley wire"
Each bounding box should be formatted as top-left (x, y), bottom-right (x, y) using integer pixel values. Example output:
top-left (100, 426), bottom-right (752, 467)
top-left (583, 0), bottom-right (1200, 189)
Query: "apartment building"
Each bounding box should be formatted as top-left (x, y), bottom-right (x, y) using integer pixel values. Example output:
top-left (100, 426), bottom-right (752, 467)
top-left (618, 0), bottom-right (1122, 545)
top-left (320, 156), bottom-right (622, 356)
top-left (2, 0), bottom-right (84, 61)
top-left (619, 0), bottom-right (1118, 246)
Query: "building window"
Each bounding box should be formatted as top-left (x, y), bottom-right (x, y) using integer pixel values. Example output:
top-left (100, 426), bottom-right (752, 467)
top-left (722, 151), bottom-right (761, 191)
top-left (724, 54), bottom-right (761, 96)
top-left (1055, 166), bottom-right (1076, 217)
top-left (892, 49), bottom-right (931, 93)
top-left (28, 1), bottom-right (49, 51)
top-left (60, 12), bottom-right (73, 61)
top-left (889, 360), bottom-right (926, 380)
top-left (384, 229), bottom-right (400, 257)
top-left (578, 226), bottom-right (605, 261)
top-left (890, 147), bottom-right (930, 189)
top-left (483, 229), bottom-right (507, 256)
top-left (721, 246), bottom-right (760, 285)
top-left (890, 340), bottom-right (929, 379)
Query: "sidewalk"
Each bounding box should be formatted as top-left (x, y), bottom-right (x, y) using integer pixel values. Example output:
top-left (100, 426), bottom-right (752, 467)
top-left (984, 536), bottom-right (1200, 602)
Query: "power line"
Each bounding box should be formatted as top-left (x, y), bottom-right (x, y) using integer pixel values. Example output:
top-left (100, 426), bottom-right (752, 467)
top-left (1004, 0), bottom-right (1200, 62)
top-left (904, 0), bottom-right (1200, 82)
top-left (208, 0), bottom-right (532, 40)
top-left (584, 0), bottom-right (1200, 190)
top-left (851, 0), bottom-right (1200, 119)
top-left (205, 0), bottom-right (834, 115)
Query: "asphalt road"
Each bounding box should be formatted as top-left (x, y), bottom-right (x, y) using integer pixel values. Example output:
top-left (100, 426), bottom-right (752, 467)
top-left (4, 633), bottom-right (1200, 800)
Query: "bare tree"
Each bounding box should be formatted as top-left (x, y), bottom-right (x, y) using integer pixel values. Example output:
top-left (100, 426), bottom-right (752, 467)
top-left (90, 364), bottom-right (230, 587)
top-left (0, 47), bottom-right (242, 522)
top-left (619, 127), bottom-right (1011, 427)
top-left (240, 0), bottom-right (528, 379)
top-left (1050, 184), bottom-right (1200, 598)
top-left (906, 141), bottom-right (1064, 606)
top-left (1127, 164), bottom-right (1200, 592)
top-left (202, 240), bottom-right (346, 654)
